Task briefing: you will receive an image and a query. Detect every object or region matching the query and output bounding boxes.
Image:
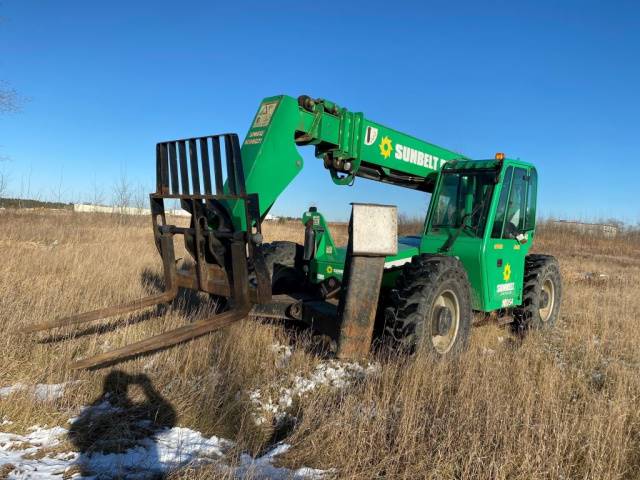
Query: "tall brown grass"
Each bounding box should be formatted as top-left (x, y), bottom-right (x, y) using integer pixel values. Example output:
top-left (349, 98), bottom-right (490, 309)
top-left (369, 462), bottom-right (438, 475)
top-left (0, 209), bottom-right (639, 479)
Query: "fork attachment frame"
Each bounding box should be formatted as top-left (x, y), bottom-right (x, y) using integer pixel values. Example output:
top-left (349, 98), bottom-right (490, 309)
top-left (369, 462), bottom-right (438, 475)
top-left (25, 134), bottom-right (272, 367)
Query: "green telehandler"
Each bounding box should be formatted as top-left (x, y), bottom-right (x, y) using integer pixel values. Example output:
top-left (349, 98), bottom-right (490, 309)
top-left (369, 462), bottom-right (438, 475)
top-left (25, 94), bottom-right (562, 368)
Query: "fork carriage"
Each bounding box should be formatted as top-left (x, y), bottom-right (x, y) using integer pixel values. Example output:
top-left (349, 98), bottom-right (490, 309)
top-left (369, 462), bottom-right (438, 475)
top-left (151, 133), bottom-right (271, 307)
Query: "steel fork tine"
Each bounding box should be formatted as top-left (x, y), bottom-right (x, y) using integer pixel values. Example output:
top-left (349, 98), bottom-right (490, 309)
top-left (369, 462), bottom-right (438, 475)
top-left (72, 307), bottom-right (249, 369)
top-left (19, 291), bottom-right (177, 334)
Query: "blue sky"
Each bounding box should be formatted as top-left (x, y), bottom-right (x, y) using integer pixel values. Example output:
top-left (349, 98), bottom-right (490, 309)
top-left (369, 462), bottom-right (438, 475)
top-left (0, 0), bottom-right (638, 222)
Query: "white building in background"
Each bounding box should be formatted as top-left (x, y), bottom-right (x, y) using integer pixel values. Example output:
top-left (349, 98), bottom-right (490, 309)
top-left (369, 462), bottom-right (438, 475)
top-left (73, 203), bottom-right (189, 217)
top-left (74, 203), bottom-right (287, 221)
top-left (550, 220), bottom-right (619, 238)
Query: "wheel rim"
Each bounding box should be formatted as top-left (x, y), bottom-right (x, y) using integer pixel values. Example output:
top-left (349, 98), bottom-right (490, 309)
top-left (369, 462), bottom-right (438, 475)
top-left (430, 289), bottom-right (460, 354)
top-left (539, 277), bottom-right (555, 322)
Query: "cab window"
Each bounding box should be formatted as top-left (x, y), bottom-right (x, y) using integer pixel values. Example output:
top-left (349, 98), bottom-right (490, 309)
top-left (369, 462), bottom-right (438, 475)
top-left (524, 169), bottom-right (537, 231)
top-left (491, 167), bottom-right (513, 238)
top-left (431, 170), bottom-right (495, 237)
top-left (504, 168), bottom-right (528, 237)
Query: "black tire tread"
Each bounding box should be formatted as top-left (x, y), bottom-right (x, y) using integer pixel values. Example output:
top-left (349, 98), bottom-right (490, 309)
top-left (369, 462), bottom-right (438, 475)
top-left (513, 254), bottom-right (562, 329)
top-left (261, 241), bottom-right (300, 276)
top-left (384, 254), bottom-right (472, 354)
top-left (258, 241), bottom-right (304, 293)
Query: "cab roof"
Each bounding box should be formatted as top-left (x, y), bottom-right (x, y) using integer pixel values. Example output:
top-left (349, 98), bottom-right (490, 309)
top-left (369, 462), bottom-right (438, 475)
top-left (443, 158), bottom-right (534, 171)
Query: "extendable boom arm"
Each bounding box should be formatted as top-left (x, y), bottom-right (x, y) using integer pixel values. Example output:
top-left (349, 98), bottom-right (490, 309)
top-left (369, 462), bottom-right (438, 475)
top-left (228, 94), bottom-right (467, 228)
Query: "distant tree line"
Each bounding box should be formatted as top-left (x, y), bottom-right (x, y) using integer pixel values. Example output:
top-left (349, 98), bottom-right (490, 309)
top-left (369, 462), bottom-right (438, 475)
top-left (0, 197), bottom-right (72, 210)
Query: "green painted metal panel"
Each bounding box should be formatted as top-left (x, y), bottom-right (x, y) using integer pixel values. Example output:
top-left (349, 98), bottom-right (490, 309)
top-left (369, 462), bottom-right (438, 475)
top-left (227, 95), bottom-right (304, 229)
top-left (358, 119), bottom-right (466, 179)
top-left (420, 158), bottom-right (535, 311)
top-left (225, 95), bottom-right (469, 229)
top-left (307, 158), bottom-right (537, 312)
top-left (217, 94), bottom-right (540, 315)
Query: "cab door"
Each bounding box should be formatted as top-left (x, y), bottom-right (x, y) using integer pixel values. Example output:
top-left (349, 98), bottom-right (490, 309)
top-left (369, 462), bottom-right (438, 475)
top-left (421, 168), bottom-right (496, 311)
top-left (484, 166), bottom-right (537, 310)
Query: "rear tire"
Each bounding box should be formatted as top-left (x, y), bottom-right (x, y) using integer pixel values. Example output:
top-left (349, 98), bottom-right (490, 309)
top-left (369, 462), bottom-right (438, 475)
top-left (384, 254), bottom-right (472, 356)
top-left (513, 254), bottom-right (562, 329)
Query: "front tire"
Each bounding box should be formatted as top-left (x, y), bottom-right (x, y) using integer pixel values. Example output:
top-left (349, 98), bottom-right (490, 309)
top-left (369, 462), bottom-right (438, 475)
top-left (384, 254), bottom-right (472, 356)
top-left (514, 254), bottom-right (562, 329)
top-left (259, 241), bottom-right (305, 294)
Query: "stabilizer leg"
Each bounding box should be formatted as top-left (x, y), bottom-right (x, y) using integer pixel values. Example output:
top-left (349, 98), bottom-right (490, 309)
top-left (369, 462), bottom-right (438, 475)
top-left (336, 204), bottom-right (398, 360)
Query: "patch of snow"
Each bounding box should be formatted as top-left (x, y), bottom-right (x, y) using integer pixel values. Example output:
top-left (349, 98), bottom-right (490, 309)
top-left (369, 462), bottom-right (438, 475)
top-left (271, 343), bottom-right (293, 369)
top-left (235, 443), bottom-right (332, 479)
top-left (0, 426), bottom-right (71, 478)
top-left (74, 398), bottom-right (122, 418)
top-left (249, 360), bottom-right (379, 426)
top-left (0, 418), bottom-right (330, 479)
top-left (0, 381), bottom-right (79, 402)
top-left (79, 427), bottom-right (231, 477)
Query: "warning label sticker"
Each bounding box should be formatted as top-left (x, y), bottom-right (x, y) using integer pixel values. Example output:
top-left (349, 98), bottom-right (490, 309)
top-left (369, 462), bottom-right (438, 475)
top-left (497, 282), bottom-right (515, 294)
top-left (252, 101), bottom-right (279, 128)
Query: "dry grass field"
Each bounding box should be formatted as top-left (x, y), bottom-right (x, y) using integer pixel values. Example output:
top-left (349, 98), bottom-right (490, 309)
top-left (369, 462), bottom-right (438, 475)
top-left (1, 209), bottom-right (640, 479)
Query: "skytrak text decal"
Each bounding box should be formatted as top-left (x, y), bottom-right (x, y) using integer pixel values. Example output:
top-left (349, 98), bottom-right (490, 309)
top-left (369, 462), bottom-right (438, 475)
top-left (377, 135), bottom-right (445, 170)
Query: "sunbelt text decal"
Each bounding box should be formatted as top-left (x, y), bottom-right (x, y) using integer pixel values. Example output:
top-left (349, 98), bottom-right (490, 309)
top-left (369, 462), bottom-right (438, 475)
top-left (378, 135), bottom-right (445, 170)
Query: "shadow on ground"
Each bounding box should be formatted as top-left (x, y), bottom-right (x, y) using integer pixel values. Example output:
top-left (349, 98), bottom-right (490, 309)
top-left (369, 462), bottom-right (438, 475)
top-left (68, 370), bottom-right (176, 477)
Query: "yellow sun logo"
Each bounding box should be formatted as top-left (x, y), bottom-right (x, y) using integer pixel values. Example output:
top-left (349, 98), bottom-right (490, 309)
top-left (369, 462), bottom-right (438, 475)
top-left (379, 136), bottom-right (393, 159)
top-left (503, 263), bottom-right (512, 282)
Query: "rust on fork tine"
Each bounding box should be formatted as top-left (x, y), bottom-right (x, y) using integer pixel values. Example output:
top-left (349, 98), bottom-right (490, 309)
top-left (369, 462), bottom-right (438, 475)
top-left (72, 307), bottom-right (250, 370)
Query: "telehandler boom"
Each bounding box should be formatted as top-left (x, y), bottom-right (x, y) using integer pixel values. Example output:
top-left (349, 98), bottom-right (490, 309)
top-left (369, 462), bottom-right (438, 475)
top-left (25, 94), bottom-right (562, 368)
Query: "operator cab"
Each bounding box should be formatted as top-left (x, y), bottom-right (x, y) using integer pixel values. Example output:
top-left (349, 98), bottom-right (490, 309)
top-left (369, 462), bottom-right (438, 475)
top-left (421, 157), bottom-right (538, 311)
